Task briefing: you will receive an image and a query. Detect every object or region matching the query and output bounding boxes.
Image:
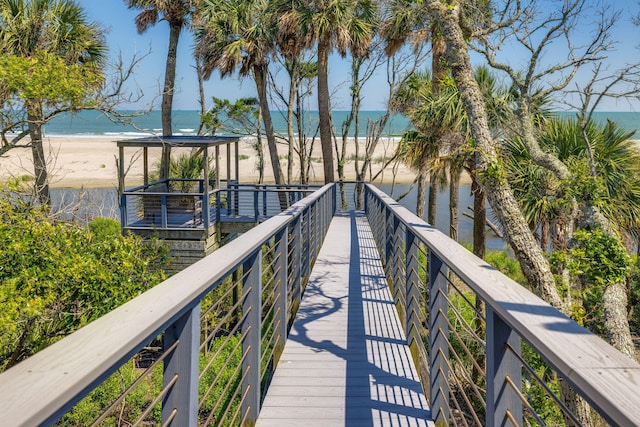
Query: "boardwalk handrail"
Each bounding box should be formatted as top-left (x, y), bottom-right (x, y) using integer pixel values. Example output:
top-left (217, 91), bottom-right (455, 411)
top-left (0, 183), bottom-right (335, 426)
top-left (364, 183), bottom-right (640, 425)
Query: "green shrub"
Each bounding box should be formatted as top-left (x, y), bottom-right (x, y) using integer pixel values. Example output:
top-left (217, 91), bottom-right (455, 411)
top-left (0, 189), bottom-right (168, 371)
top-left (88, 217), bottom-right (121, 239)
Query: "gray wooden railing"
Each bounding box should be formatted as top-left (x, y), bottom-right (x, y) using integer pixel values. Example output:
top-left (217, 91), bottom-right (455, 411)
top-left (0, 183), bottom-right (335, 426)
top-left (2, 182), bottom-right (640, 426)
top-left (364, 183), bottom-right (640, 426)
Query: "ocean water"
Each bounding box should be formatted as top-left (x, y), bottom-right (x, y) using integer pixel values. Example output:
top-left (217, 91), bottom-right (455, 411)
top-left (43, 109), bottom-right (640, 138)
top-left (43, 110), bottom-right (413, 137)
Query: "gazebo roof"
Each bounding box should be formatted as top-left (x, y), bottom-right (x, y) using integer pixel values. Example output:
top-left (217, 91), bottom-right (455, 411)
top-left (116, 135), bottom-right (239, 148)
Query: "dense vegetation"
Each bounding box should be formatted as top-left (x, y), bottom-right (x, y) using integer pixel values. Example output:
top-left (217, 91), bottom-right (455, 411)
top-left (0, 186), bottom-right (169, 371)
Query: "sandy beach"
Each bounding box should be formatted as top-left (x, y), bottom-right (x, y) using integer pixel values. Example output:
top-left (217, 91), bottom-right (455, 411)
top-left (0, 135), bottom-right (427, 189)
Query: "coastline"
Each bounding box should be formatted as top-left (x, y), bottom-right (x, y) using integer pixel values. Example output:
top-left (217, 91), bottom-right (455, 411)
top-left (0, 135), bottom-right (461, 189)
top-left (5, 135), bottom-right (639, 190)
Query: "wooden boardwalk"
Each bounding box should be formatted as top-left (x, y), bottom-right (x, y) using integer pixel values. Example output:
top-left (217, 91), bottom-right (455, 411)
top-left (257, 211), bottom-right (433, 427)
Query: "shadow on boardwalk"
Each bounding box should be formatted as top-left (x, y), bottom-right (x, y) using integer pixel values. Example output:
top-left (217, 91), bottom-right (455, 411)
top-left (257, 210), bottom-right (433, 427)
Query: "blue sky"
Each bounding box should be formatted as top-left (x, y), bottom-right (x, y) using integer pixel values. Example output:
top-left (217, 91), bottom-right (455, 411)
top-left (77, 0), bottom-right (376, 111)
top-left (77, 1), bottom-right (256, 110)
top-left (77, 0), bottom-right (640, 112)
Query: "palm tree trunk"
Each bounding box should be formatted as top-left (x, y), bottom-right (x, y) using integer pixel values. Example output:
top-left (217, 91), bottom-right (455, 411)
top-left (254, 64), bottom-right (288, 209)
top-left (159, 22), bottom-right (181, 178)
top-left (416, 169), bottom-right (428, 219)
top-left (428, 173), bottom-right (437, 225)
top-left (196, 56), bottom-right (207, 136)
top-left (27, 107), bottom-right (51, 206)
top-left (317, 35), bottom-right (335, 183)
top-left (254, 64), bottom-right (284, 185)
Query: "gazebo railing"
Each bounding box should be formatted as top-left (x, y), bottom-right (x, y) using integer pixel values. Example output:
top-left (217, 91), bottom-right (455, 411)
top-left (120, 180), bottom-right (322, 231)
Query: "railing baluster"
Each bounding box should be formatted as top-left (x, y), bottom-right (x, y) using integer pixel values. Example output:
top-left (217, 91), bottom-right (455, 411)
top-left (274, 228), bottom-right (288, 364)
top-left (487, 307), bottom-right (523, 426)
top-left (384, 206), bottom-right (392, 271)
top-left (161, 194), bottom-right (168, 228)
top-left (391, 216), bottom-right (402, 314)
top-left (162, 305), bottom-right (200, 427)
top-left (303, 208), bottom-right (311, 278)
top-left (406, 230), bottom-right (421, 349)
top-left (290, 217), bottom-right (302, 312)
top-left (428, 250), bottom-right (450, 424)
top-left (254, 190), bottom-right (260, 221)
top-left (264, 186), bottom-right (268, 216)
top-left (242, 250), bottom-right (262, 423)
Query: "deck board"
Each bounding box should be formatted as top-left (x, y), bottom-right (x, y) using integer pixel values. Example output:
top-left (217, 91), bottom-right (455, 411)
top-left (257, 211), bottom-right (433, 426)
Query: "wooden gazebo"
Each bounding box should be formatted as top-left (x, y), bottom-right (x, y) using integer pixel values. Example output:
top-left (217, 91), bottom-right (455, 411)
top-left (117, 135), bottom-right (240, 269)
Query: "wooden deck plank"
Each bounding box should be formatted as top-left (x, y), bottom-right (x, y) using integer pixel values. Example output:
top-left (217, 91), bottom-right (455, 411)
top-left (257, 211), bottom-right (434, 426)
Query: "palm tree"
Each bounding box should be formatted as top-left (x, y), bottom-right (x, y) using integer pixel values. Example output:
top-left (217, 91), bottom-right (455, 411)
top-left (125, 0), bottom-right (195, 178)
top-left (395, 129), bottom-right (439, 219)
top-left (195, 0), bottom-right (285, 186)
top-left (0, 0), bottom-right (106, 205)
top-left (277, 0), bottom-right (377, 183)
top-left (504, 117), bottom-right (640, 250)
top-left (393, 66), bottom-right (511, 247)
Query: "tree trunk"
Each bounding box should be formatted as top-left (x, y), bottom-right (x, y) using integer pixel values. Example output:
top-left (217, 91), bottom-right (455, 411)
top-left (603, 281), bottom-right (636, 358)
top-left (427, 1), bottom-right (565, 311)
top-left (296, 90), bottom-right (309, 184)
top-left (196, 57), bottom-right (207, 136)
top-left (27, 107), bottom-right (51, 206)
top-left (254, 64), bottom-right (284, 186)
top-left (416, 169), bottom-right (428, 219)
top-left (559, 379), bottom-right (595, 427)
top-left (471, 171), bottom-right (486, 260)
top-left (159, 22), bottom-right (181, 179)
top-left (317, 35), bottom-right (335, 183)
top-left (432, 30), bottom-right (446, 92)
top-left (287, 59), bottom-right (299, 184)
top-left (541, 220), bottom-right (549, 252)
top-left (428, 173), bottom-right (437, 226)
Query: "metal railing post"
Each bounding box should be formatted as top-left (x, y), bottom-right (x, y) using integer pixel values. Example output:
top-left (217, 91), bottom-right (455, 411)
top-left (242, 250), bottom-right (262, 424)
top-left (274, 228), bottom-right (288, 364)
top-left (161, 194), bottom-right (168, 228)
top-left (428, 250), bottom-right (450, 424)
top-left (332, 183), bottom-right (337, 215)
top-left (120, 193), bottom-right (128, 228)
top-left (406, 230), bottom-right (421, 348)
top-left (391, 215), bottom-right (402, 309)
top-left (263, 186), bottom-right (267, 216)
top-left (162, 305), bottom-right (200, 427)
top-left (215, 190), bottom-right (221, 224)
top-left (234, 184), bottom-right (239, 216)
top-left (303, 208), bottom-right (311, 278)
top-left (487, 307), bottom-right (523, 426)
top-left (254, 190), bottom-right (260, 221)
top-left (384, 207), bottom-right (393, 274)
top-left (290, 217), bottom-right (302, 312)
